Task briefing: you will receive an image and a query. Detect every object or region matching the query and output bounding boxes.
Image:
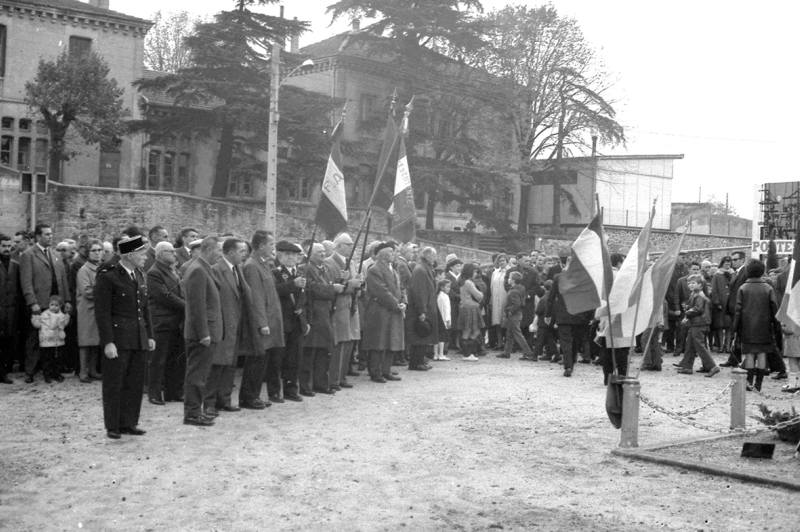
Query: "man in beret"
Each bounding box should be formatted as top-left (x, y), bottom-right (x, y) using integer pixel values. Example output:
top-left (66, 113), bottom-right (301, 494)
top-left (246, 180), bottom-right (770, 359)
top-left (298, 243), bottom-right (344, 395)
top-left (94, 236), bottom-right (155, 439)
top-left (362, 241), bottom-right (406, 382)
top-left (273, 240), bottom-right (307, 401)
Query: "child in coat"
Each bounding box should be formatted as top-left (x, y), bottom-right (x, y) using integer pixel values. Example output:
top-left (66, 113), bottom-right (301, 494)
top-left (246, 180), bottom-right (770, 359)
top-left (533, 280), bottom-right (558, 361)
top-left (435, 279), bottom-right (451, 360)
top-left (500, 272), bottom-right (534, 359)
top-left (31, 295), bottom-right (71, 383)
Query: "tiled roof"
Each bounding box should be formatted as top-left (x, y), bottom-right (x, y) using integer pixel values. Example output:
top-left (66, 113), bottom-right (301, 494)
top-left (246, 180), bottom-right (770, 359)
top-left (299, 32), bottom-right (351, 58)
top-left (9, 0), bottom-right (151, 26)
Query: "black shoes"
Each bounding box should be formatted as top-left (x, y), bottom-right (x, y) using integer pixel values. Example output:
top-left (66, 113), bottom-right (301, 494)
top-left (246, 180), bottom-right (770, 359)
top-left (217, 404), bottom-right (241, 412)
top-left (54, 375), bottom-right (65, 383)
top-left (772, 372), bottom-right (788, 381)
top-left (299, 390), bottom-right (316, 397)
top-left (107, 430), bottom-right (121, 439)
top-left (0, 375), bottom-right (13, 384)
top-left (184, 415), bottom-right (215, 426)
top-left (148, 397), bottom-right (166, 406)
top-left (313, 388), bottom-right (335, 395)
top-left (284, 393), bottom-right (303, 402)
top-left (339, 383), bottom-right (354, 389)
top-left (240, 399), bottom-right (270, 409)
top-left (370, 376), bottom-right (387, 383)
top-left (384, 374), bottom-right (401, 381)
top-left (119, 426), bottom-right (146, 436)
top-left (24, 375), bottom-right (34, 384)
top-left (346, 370), bottom-right (361, 377)
top-left (496, 354), bottom-right (510, 359)
top-left (564, 368), bottom-right (573, 377)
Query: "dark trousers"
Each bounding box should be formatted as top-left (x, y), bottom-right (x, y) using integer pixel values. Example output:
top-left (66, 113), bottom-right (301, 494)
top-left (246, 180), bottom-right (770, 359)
top-left (368, 350), bottom-right (394, 378)
top-left (24, 333), bottom-right (42, 376)
top-left (239, 354), bottom-right (267, 404)
top-left (264, 346), bottom-right (284, 397)
top-left (102, 349), bottom-right (146, 431)
top-left (301, 346), bottom-right (331, 392)
top-left (557, 324), bottom-right (586, 370)
top-left (281, 330), bottom-right (303, 396)
top-left (63, 317), bottom-right (79, 373)
top-left (664, 319), bottom-right (679, 350)
top-left (675, 316), bottom-right (689, 353)
top-left (601, 345), bottom-right (629, 378)
top-left (641, 327), bottom-right (663, 369)
top-left (1, 337), bottom-right (14, 374)
top-left (184, 340), bottom-right (216, 418)
top-left (331, 340), bottom-right (353, 386)
top-left (504, 315), bottom-right (531, 356)
top-left (204, 364), bottom-right (236, 409)
top-left (681, 326), bottom-right (716, 371)
top-left (767, 351), bottom-right (787, 374)
top-left (533, 326), bottom-right (559, 359)
top-left (34, 345), bottom-right (61, 378)
top-left (148, 327), bottom-right (185, 401)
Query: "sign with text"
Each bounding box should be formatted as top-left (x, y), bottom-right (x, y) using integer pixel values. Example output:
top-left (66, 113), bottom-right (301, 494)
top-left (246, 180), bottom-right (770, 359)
top-left (751, 239), bottom-right (793, 255)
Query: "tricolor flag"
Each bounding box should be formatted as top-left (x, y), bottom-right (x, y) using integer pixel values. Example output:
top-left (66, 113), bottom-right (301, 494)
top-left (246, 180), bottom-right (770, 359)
top-left (637, 223), bottom-right (689, 331)
top-left (389, 99), bottom-right (416, 243)
top-left (559, 211), bottom-right (614, 315)
top-left (314, 119), bottom-right (348, 238)
top-left (367, 99), bottom-right (400, 215)
top-left (777, 223), bottom-right (800, 333)
top-left (607, 207), bottom-right (655, 338)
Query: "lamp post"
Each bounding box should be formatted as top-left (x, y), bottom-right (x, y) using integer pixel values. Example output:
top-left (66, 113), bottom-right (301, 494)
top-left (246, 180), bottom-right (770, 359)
top-left (265, 48), bottom-right (314, 233)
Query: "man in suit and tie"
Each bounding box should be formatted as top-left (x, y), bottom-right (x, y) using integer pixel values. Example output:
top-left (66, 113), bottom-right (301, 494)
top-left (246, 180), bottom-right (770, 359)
top-left (299, 243), bottom-right (344, 395)
top-left (204, 237), bottom-right (253, 416)
top-left (273, 241), bottom-right (307, 401)
top-left (19, 223), bottom-right (72, 383)
top-left (324, 233), bottom-right (363, 390)
top-left (182, 236), bottom-right (222, 426)
top-left (174, 227), bottom-right (198, 269)
top-left (144, 226), bottom-right (169, 273)
top-left (721, 251), bottom-right (748, 367)
top-left (146, 242), bottom-right (186, 405)
top-left (238, 230), bottom-right (279, 408)
top-left (94, 236), bottom-right (155, 439)
top-left (0, 234), bottom-right (18, 383)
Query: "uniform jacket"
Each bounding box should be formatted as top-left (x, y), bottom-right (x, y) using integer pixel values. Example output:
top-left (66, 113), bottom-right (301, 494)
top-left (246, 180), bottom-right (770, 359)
top-left (32, 309), bottom-right (69, 347)
top-left (362, 259), bottom-right (406, 352)
top-left (299, 261), bottom-right (337, 349)
top-left (94, 263), bottom-right (153, 350)
top-left (76, 261), bottom-right (100, 346)
top-left (0, 257), bottom-right (18, 337)
top-left (273, 264), bottom-right (306, 334)
top-left (407, 260), bottom-right (439, 346)
top-left (324, 252), bottom-right (360, 344)
top-left (732, 278), bottom-right (780, 353)
top-left (146, 260), bottom-right (185, 332)
top-left (183, 257), bottom-right (223, 344)
top-left (545, 274), bottom-right (592, 326)
top-left (240, 255), bottom-right (281, 355)
top-left (19, 245), bottom-right (70, 309)
top-left (211, 260), bottom-right (251, 366)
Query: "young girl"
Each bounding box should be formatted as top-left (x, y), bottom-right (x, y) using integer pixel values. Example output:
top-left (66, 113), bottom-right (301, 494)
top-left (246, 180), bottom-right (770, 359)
top-left (781, 323), bottom-right (800, 393)
top-left (435, 279), bottom-right (451, 361)
top-left (458, 263), bottom-right (484, 361)
top-left (31, 295), bottom-right (71, 384)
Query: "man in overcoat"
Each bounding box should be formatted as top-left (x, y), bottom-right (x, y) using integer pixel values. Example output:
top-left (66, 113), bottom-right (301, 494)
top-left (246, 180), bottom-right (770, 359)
top-left (146, 242), bottom-right (186, 405)
top-left (19, 223), bottom-right (71, 383)
top-left (182, 236), bottom-right (222, 426)
top-left (94, 236), bottom-right (155, 439)
top-left (324, 233), bottom-right (362, 390)
top-left (238, 230), bottom-right (280, 408)
top-left (273, 241), bottom-right (307, 401)
top-left (204, 237), bottom-right (256, 416)
top-left (407, 246), bottom-right (439, 370)
top-left (299, 243), bottom-right (344, 395)
top-left (361, 242), bottom-right (406, 382)
top-left (0, 234), bottom-right (18, 383)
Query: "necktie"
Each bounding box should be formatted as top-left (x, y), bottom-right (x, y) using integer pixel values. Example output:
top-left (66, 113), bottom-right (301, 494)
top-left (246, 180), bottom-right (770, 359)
top-left (234, 265), bottom-right (242, 290)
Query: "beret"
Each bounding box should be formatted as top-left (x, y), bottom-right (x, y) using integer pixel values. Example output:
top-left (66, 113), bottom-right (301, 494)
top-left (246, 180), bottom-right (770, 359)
top-left (276, 240), bottom-right (303, 253)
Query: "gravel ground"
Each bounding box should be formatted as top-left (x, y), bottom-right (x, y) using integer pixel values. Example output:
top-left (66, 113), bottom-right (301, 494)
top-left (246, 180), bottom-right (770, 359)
top-left (1, 350), bottom-right (798, 531)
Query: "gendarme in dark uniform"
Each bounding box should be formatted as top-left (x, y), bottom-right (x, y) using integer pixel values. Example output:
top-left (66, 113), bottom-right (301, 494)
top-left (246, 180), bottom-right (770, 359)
top-left (94, 236), bottom-right (154, 439)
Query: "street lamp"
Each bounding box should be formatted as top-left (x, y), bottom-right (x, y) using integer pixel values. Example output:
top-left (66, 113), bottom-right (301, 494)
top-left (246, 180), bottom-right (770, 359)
top-left (265, 56), bottom-right (314, 233)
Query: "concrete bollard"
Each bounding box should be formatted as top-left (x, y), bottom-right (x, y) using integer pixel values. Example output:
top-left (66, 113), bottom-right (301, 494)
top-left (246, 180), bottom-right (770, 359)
top-left (620, 377), bottom-right (641, 448)
top-left (730, 368), bottom-right (747, 430)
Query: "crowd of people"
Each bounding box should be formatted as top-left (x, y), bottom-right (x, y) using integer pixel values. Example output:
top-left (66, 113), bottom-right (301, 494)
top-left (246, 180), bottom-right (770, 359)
top-left (0, 224), bottom-right (796, 440)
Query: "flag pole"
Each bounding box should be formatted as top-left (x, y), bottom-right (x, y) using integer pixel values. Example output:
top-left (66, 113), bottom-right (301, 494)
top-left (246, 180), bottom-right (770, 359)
top-left (350, 216), bottom-right (372, 316)
top-left (624, 200), bottom-right (657, 377)
top-left (347, 90), bottom-right (402, 270)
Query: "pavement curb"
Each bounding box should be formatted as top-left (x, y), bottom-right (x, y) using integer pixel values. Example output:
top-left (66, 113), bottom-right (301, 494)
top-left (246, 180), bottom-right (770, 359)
top-left (611, 433), bottom-right (800, 492)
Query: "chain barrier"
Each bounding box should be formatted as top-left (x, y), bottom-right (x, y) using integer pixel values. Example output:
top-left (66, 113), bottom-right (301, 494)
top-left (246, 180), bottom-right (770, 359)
top-left (747, 387), bottom-right (800, 402)
top-left (638, 381), bottom-right (734, 418)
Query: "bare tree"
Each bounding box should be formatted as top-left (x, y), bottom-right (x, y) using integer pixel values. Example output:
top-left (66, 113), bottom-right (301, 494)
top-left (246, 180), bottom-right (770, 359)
top-left (144, 11), bottom-right (201, 72)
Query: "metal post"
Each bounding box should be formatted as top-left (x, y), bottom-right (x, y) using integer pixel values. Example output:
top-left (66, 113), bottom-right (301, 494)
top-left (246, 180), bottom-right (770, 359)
top-left (30, 191), bottom-right (37, 230)
top-left (620, 378), bottom-right (641, 448)
top-left (730, 368), bottom-right (747, 430)
top-left (265, 21), bottom-right (281, 233)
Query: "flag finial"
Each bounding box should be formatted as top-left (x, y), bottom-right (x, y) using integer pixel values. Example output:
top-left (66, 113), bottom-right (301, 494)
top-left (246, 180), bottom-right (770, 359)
top-left (402, 96), bottom-right (415, 135)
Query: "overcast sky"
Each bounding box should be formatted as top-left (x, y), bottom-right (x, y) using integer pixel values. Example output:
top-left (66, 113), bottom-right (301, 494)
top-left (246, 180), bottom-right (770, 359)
top-left (112, 0), bottom-right (799, 221)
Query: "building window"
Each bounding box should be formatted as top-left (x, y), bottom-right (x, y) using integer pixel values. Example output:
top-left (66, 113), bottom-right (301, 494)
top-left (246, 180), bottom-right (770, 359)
top-left (17, 137), bottom-right (30, 170)
top-left (35, 139), bottom-right (48, 172)
top-left (19, 119), bottom-right (31, 132)
top-left (69, 36), bottom-right (92, 58)
top-left (228, 175), bottom-right (238, 196)
top-left (36, 121), bottom-right (47, 135)
top-left (241, 176), bottom-right (252, 196)
top-left (1, 135), bottom-right (11, 165)
top-left (177, 153), bottom-right (190, 192)
top-left (300, 176), bottom-right (310, 200)
top-left (147, 150), bottom-right (160, 189)
top-left (2, 117), bottom-right (12, 130)
top-left (0, 25), bottom-right (6, 77)
top-left (359, 93), bottom-right (377, 125)
top-left (163, 152), bottom-right (174, 190)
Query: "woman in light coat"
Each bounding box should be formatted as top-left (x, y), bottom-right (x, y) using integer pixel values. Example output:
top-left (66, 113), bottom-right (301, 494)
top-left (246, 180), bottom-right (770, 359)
top-left (489, 253), bottom-right (509, 350)
top-left (76, 240), bottom-right (104, 383)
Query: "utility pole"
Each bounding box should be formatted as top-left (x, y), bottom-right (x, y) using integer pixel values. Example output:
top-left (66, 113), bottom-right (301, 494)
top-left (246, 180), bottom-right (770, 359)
top-left (265, 5), bottom-right (283, 233)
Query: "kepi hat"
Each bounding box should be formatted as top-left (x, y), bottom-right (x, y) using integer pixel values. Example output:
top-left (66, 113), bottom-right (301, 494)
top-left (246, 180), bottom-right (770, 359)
top-left (118, 235), bottom-right (147, 254)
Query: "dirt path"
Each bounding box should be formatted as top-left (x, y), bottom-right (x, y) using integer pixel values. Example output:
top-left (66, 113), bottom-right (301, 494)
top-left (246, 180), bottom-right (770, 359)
top-left (1, 351), bottom-right (798, 531)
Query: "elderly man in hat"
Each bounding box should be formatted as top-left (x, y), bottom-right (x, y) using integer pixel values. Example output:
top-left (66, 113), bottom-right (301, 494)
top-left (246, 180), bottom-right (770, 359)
top-left (299, 242), bottom-right (344, 395)
top-left (94, 235), bottom-right (155, 439)
top-left (273, 240), bottom-right (307, 401)
top-left (179, 239), bottom-right (203, 277)
top-left (146, 241), bottom-right (185, 405)
top-left (362, 241), bottom-right (406, 382)
top-left (407, 246), bottom-right (439, 370)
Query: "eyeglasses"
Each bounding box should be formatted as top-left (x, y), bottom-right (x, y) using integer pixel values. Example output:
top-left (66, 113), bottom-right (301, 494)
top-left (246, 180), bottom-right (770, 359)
top-left (89, 249), bottom-right (103, 253)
